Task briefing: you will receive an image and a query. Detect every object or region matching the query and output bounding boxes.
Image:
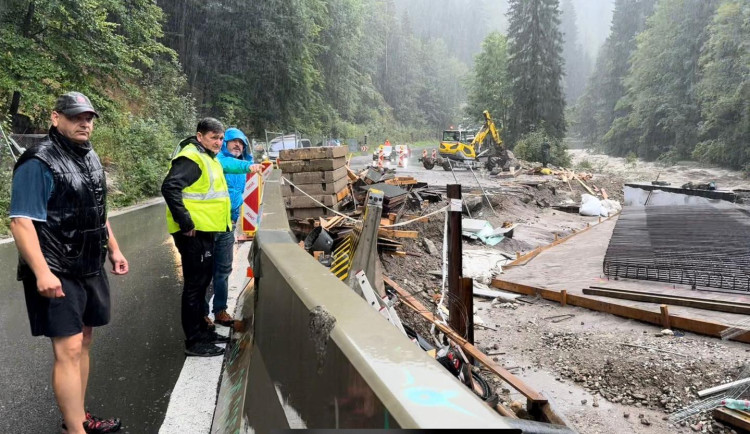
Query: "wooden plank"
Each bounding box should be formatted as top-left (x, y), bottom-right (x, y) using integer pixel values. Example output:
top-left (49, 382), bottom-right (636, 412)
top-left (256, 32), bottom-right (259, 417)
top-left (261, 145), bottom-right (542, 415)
top-left (289, 166), bottom-right (348, 184)
top-left (492, 279), bottom-right (750, 344)
top-left (279, 146), bottom-right (348, 160)
top-left (384, 275), bottom-right (549, 404)
top-left (583, 287), bottom-right (750, 315)
top-left (575, 177), bottom-right (596, 195)
top-left (713, 407), bottom-right (750, 432)
top-left (335, 185), bottom-right (350, 201)
top-left (278, 157), bottom-right (346, 173)
top-left (377, 229), bottom-right (418, 239)
top-left (282, 177), bottom-right (349, 196)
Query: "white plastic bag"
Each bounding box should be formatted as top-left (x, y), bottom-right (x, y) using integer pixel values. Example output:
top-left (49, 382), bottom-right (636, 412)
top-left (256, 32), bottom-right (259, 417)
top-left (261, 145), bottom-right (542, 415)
top-left (579, 194), bottom-right (603, 216)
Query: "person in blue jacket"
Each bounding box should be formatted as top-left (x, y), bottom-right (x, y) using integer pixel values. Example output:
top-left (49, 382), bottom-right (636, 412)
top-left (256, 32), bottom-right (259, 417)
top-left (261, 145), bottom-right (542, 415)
top-left (205, 127), bottom-right (258, 327)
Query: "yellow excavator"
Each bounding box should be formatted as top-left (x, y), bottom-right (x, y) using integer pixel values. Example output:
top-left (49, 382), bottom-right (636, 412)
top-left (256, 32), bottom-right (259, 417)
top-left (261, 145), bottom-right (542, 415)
top-left (422, 110), bottom-right (509, 172)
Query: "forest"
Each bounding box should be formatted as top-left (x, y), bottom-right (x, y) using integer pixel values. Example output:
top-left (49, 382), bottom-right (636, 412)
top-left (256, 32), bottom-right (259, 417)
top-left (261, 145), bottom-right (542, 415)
top-left (0, 0), bottom-right (747, 232)
top-left (574, 0), bottom-right (749, 170)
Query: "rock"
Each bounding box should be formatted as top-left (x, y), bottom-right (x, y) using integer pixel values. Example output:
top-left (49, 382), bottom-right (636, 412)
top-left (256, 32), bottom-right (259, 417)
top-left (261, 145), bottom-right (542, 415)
top-left (661, 329), bottom-right (674, 336)
top-left (641, 418), bottom-right (651, 426)
top-left (623, 412), bottom-right (630, 419)
top-left (633, 393), bottom-right (647, 400)
top-left (691, 422), bottom-right (703, 432)
top-left (593, 396), bottom-right (599, 407)
top-left (581, 399), bottom-right (587, 405)
top-left (422, 238), bottom-right (439, 256)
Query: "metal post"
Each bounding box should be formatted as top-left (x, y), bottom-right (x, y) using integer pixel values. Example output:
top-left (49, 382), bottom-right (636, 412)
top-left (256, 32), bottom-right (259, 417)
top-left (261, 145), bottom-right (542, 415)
top-left (468, 165), bottom-right (496, 216)
top-left (447, 185), bottom-right (465, 337)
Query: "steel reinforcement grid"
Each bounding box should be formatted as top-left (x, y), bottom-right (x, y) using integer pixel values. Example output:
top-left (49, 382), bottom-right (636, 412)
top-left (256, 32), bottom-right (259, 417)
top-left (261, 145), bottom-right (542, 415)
top-left (603, 206), bottom-right (750, 292)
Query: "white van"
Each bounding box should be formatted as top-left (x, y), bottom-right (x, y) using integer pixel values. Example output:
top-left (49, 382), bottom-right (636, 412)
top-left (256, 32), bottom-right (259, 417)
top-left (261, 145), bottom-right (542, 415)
top-left (266, 134), bottom-right (312, 160)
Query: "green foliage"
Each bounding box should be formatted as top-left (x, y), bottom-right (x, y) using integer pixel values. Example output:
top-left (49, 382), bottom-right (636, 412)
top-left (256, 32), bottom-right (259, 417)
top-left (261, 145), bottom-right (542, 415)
top-left (0, 0), bottom-right (194, 233)
top-left (506, 0), bottom-right (566, 146)
top-left (513, 129), bottom-right (570, 167)
top-left (466, 32), bottom-right (512, 131)
top-left (625, 152), bottom-right (638, 168)
top-left (694, 1), bottom-right (750, 169)
top-left (94, 115), bottom-right (177, 207)
top-left (576, 158), bottom-right (593, 171)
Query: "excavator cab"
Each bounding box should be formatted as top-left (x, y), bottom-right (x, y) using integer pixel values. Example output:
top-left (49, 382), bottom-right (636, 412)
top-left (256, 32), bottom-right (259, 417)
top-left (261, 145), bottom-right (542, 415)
top-left (439, 129), bottom-right (476, 160)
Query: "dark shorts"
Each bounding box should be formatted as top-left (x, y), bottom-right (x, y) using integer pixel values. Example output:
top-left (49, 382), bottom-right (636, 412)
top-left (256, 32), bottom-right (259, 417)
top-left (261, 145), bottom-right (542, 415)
top-left (22, 270), bottom-right (111, 338)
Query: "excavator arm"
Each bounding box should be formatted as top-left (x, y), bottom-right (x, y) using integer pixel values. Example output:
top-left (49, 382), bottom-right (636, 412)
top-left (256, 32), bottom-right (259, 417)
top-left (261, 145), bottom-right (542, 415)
top-left (471, 111), bottom-right (503, 155)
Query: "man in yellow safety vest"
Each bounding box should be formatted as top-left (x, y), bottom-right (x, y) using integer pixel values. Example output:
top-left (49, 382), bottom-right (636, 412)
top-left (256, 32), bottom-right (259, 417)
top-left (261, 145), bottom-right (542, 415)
top-left (161, 118), bottom-right (258, 357)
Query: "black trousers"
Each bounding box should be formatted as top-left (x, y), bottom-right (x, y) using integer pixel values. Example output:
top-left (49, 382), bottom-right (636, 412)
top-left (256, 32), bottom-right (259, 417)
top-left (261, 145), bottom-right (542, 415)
top-left (172, 231), bottom-right (214, 345)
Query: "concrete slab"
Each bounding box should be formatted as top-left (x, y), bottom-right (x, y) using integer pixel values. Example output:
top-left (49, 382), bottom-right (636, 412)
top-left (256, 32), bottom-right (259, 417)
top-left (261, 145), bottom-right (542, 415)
top-left (499, 217), bottom-right (750, 328)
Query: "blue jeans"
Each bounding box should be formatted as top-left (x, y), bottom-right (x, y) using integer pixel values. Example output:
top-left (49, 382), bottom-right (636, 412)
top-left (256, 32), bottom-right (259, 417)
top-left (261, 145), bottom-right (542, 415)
top-left (204, 229), bottom-right (235, 315)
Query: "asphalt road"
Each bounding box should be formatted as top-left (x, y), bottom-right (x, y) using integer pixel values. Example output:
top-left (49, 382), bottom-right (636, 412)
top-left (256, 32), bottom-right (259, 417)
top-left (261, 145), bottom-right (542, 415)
top-left (0, 202), bottom-right (185, 434)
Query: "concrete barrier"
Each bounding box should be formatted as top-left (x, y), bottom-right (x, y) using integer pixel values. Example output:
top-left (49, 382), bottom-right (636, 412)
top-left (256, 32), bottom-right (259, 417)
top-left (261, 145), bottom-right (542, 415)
top-left (212, 170), bottom-right (570, 432)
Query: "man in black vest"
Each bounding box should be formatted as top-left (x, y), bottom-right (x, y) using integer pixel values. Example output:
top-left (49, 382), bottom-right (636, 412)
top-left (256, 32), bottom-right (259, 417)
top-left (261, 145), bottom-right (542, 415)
top-left (10, 92), bottom-right (128, 434)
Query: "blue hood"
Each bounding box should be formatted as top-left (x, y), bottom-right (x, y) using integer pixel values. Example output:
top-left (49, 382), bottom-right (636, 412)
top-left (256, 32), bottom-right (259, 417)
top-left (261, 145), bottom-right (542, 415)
top-left (220, 128), bottom-right (253, 161)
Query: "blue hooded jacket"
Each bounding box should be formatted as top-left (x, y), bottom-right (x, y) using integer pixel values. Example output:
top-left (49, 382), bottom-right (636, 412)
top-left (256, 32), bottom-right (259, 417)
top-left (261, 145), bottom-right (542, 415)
top-left (218, 128), bottom-right (254, 223)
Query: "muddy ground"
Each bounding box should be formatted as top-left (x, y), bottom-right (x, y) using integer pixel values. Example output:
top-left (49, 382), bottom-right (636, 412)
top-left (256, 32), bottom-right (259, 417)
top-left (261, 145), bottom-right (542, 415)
top-left (375, 152), bottom-right (750, 434)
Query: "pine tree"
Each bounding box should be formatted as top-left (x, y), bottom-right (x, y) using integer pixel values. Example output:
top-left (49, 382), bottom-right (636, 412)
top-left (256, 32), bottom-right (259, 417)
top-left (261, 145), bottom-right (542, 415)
top-left (506, 0), bottom-right (566, 145)
top-left (560, 0), bottom-right (590, 104)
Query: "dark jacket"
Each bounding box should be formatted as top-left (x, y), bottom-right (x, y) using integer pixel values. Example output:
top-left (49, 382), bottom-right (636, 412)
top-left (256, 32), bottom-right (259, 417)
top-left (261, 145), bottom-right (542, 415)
top-left (14, 127), bottom-right (108, 278)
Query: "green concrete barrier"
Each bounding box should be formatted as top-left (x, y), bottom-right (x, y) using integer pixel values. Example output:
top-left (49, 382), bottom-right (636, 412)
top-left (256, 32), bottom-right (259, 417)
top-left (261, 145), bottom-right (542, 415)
top-left (212, 170), bottom-right (570, 433)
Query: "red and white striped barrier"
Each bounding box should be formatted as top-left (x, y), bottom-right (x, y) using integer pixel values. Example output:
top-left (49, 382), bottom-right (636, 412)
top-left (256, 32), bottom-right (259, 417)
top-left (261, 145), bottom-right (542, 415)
top-left (242, 172), bottom-right (262, 238)
top-left (261, 161), bottom-right (273, 181)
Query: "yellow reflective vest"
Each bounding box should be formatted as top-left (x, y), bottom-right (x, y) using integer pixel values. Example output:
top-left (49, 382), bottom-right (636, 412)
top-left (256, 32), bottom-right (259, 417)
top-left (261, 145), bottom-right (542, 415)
top-left (166, 144), bottom-right (232, 234)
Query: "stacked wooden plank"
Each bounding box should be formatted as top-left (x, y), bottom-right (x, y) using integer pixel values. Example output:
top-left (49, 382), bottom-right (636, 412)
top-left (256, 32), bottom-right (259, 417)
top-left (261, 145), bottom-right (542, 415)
top-left (278, 146), bottom-right (351, 219)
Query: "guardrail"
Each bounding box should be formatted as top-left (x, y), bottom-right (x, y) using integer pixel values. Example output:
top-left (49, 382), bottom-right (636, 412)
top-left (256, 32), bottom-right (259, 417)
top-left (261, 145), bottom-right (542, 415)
top-left (212, 170), bottom-right (573, 433)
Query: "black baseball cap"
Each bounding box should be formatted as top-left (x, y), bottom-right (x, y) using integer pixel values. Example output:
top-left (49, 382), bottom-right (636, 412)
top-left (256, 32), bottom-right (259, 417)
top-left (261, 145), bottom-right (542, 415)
top-left (53, 92), bottom-right (99, 118)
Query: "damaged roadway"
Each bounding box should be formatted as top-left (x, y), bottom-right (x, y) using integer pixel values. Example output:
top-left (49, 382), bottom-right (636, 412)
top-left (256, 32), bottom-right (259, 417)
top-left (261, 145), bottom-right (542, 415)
top-left (340, 151), bottom-right (750, 434)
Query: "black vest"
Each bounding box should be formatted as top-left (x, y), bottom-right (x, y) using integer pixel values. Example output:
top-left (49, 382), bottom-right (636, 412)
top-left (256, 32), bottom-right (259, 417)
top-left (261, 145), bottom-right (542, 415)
top-left (14, 128), bottom-right (108, 278)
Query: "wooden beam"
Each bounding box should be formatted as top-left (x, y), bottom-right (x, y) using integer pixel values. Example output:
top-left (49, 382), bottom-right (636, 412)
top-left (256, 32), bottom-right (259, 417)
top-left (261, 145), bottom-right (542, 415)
top-left (384, 276), bottom-right (549, 405)
top-left (660, 305), bottom-right (670, 329)
top-left (377, 229), bottom-right (419, 239)
top-left (492, 279), bottom-right (750, 344)
top-left (447, 185), bottom-right (463, 338)
top-left (583, 286), bottom-right (750, 315)
top-left (560, 290), bottom-right (567, 307)
top-left (713, 407), bottom-right (750, 432)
